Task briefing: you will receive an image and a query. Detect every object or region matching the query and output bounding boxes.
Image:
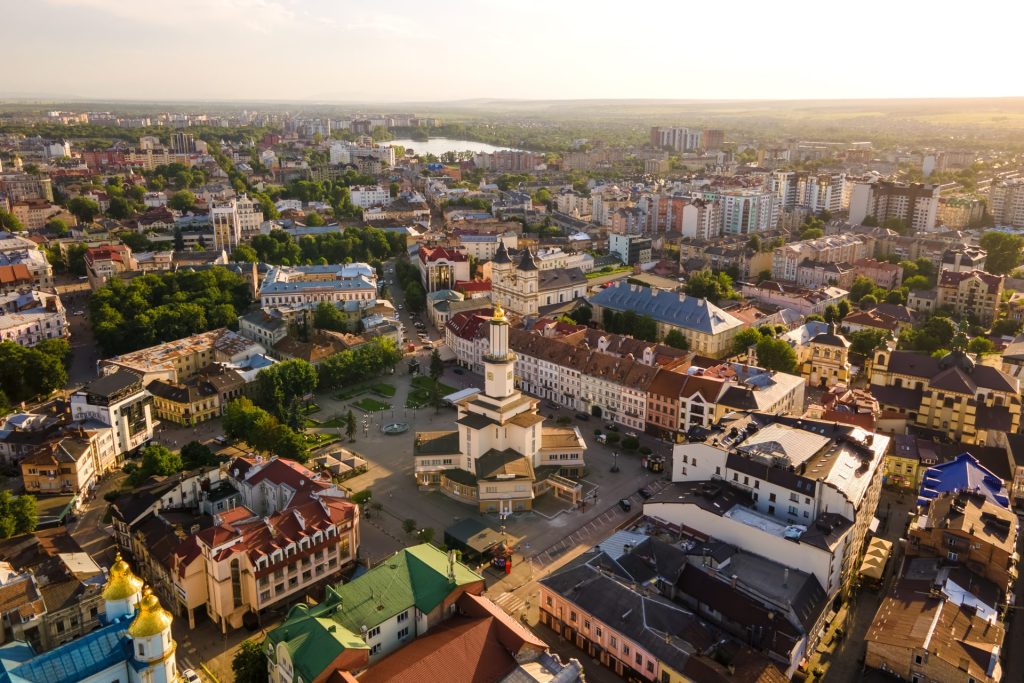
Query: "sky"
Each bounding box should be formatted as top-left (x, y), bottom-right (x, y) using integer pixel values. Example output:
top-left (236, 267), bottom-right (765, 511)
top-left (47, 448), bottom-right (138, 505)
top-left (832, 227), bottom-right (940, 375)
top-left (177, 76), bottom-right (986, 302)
top-left (4, 0), bottom-right (1024, 103)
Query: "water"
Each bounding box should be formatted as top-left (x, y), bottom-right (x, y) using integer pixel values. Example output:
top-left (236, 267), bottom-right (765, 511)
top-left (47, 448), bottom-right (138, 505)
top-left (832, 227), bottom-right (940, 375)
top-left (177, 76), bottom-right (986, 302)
top-left (387, 138), bottom-right (522, 156)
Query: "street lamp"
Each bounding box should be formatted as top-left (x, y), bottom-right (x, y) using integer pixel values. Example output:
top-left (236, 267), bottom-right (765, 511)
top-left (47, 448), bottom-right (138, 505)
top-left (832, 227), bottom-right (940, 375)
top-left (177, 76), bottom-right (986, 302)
top-left (611, 452), bottom-right (619, 473)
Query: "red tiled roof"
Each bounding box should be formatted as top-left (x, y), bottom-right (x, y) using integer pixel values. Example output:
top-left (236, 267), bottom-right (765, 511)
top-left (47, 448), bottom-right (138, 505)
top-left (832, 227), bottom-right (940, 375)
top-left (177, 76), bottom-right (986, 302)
top-left (938, 269), bottom-right (1002, 290)
top-left (418, 245), bottom-right (467, 263)
top-left (231, 456), bottom-right (332, 507)
top-left (85, 245), bottom-right (130, 265)
top-left (0, 264), bottom-right (32, 285)
top-left (446, 309), bottom-right (493, 341)
top-left (454, 279), bottom-right (491, 293)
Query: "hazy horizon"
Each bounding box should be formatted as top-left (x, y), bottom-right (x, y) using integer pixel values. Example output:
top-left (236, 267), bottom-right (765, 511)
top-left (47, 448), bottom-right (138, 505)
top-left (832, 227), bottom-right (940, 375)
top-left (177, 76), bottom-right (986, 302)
top-left (7, 0), bottom-right (1024, 103)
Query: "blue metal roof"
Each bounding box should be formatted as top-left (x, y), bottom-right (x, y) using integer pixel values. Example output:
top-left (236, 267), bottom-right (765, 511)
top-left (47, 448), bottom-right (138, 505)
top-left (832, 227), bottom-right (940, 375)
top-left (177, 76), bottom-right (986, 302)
top-left (0, 619), bottom-right (132, 683)
top-left (588, 281), bottom-right (743, 335)
top-left (917, 452), bottom-right (1010, 508)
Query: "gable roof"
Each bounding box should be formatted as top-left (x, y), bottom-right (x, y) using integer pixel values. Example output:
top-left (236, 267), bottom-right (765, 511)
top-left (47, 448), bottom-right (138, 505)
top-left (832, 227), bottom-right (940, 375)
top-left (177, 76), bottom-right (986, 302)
top-left (589, 282), bottom-right (743, 335)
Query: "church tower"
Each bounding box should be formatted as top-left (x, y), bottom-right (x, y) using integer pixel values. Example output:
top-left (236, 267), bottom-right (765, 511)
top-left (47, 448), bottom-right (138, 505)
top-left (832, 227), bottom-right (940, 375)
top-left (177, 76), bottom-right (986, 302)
top-left (492, 241), bottom-right (513, 310)
top-left (484, 303), bottom-right (515, 399)
top-left (102, 552), bottom-right (143, 621)
top-left (129, 587), bottom-right (178, 683)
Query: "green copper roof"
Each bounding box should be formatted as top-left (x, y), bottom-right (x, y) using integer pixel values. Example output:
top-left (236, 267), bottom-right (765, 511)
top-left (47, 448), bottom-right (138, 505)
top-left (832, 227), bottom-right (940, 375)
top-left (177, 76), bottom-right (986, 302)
top-left (265, 544), bottom-right (484, 681)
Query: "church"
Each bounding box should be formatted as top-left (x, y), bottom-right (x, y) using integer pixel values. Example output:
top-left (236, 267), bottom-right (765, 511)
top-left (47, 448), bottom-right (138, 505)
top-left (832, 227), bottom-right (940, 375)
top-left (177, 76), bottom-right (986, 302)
top-left (413, 304), bottom-right (587, 514)
top-left (0, 554), bottom-right (180, 683)
top-left (490, 243), bottom-right (587, 316)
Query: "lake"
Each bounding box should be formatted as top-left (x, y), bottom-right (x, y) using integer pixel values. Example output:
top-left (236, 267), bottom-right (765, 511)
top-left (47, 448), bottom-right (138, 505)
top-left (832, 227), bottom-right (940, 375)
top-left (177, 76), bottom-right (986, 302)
top-left (388, 138), bottom-right (522, 156)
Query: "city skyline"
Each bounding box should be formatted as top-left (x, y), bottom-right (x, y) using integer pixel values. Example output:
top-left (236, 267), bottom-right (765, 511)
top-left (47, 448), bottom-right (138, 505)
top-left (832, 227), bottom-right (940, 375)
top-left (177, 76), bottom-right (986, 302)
top-left (8, 0), bottom-right (1024, 102)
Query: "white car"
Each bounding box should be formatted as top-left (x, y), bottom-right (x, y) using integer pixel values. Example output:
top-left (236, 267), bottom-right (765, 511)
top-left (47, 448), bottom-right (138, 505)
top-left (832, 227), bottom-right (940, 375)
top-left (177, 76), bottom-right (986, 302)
top-left (181, 670), bottom-right (201, 683)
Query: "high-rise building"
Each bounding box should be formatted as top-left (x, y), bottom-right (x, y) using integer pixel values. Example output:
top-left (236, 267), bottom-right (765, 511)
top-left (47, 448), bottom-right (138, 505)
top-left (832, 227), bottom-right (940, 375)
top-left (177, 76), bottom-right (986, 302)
top-left (719, 190), bottom-right (778, 235)
top-left (170, 132), bottom-right (196, 154)
top-left (988, 177), bottom-right (1024, 227)
top-left (650, 126), bottom-right (702, 152)
top-left (210, 193), bottom-right (264, 250)
top-left (770, 171), bottom-right (844, 213)
top-left (702, 128), bottom-right (725, 150)
top-left (848, 181), bottom-right (939, 231)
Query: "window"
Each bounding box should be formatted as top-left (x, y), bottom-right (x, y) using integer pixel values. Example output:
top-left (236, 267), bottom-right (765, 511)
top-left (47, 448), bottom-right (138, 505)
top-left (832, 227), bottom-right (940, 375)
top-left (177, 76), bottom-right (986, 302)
top-left (623, 644), bottom-right (630, 656)
top-left (367, 626), bottom-right (381, 639)
top-left (595, 626), bottom-right (603, 638)
top-left (397, 627), bottom-right (409, 639)
top-left (768, 505), bottom-right (775, 515)
top-left (370, 644), bottom-right (381, 656)
top-left (790, 493), bottom-right (799, 502)
top-left (570, 611), bottom-right (577, 623)
top-left (397, 610), bottom-right (409, 623)
top-left (610, 636), bottom-right (617, 649)
top-left (647, 661), bottom-right (654, 673)
top-left (769, 493), bottom-right (776, 502)
top-left (947, 551), bottom-right (958, 562)
top-left (546, 596), bottom-right (553, 607)
top-left (635, 653), bottom-right (642, 666)
top-left (914, 655), bottom-right (922, 664)
top-left (788, 505), bottom-right (798, 515)
top-left (584, 619), bottom-right (590, 630)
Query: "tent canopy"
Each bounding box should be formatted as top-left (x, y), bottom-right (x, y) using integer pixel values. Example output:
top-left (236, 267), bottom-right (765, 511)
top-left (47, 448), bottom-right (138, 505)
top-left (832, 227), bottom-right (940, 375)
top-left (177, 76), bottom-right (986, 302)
top-left (859, 537), bottom-right (893, 580)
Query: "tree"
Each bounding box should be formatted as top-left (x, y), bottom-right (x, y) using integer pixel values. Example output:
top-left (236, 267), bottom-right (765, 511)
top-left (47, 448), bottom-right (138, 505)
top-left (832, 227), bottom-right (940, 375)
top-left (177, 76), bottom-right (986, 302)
top-left (756, 269), bottom-right (772, 283)
top-left (980, 232), bottom-right (1024, 275)
top-left (754, 337), bottom-right (798, 374)
top-left (181, 441), bottom-right (216, 469)
top-left (429, 349), bottom-right (444, 381)
top-left (732, 328), bottom-right (764, 356)
top-left (569, 305), bottom-right (592, 325)
top-left (991, 318), bottom-right (1023, 336)
top-left (232, 639), bottom-right (268, 683)
top-left (663, 329), bottom-right (689, 350)
top-left (823, 304), bottom-right (841, 324)
top-left (848, 329), bottom-right (889, 356)
top-left (314, 302), bottom-right (349, 332)
top-left (305, 211), bottom-right (325, 227)
top-left (10, 496), bottom-right (37, 536)
top-left (849, 276), bottom-right (876, 303)
top-left (107, 196), bottom-right (133, 219)
top-left (129, 444), bottom-right (184, 485)
top-left (903, 275), bottom-right (931, 291)
top-left (402, 518), bottom-right (417, 535)
top-left (345, 410), bottom-right (356, 442)
top-left (67, 196), bottom-right (101, 223)
top-left (232, 244), bottom-right (258, 263)
top-left (837, 299), bottom-right (852, 320)
top-left (747, 235), bottom-right (762, 252)
top-left (684, 269), bottom-right (737, 302)
top-left (167, 190), bottom-right (197, 212)
top-left (900, 316), bottom-right (957, 354)
top-left (967, 337), bottom-right (996, 355)
top-left (0, 340), bottom-right (69, 405)
top-left (416, 527), bottom-right (436, 544)
top-left (45, 218), bottom-right (69, 236)
top-left (0, 209), bottom-right (22, 231)
top-left (799, 227), bottom-right (824, 240)
top-left (255, 360), bottom-right (317, 422)
top-left (273, 427), bottom-right (309, 463)
top-left (389, 182), bottom-right (400, 197)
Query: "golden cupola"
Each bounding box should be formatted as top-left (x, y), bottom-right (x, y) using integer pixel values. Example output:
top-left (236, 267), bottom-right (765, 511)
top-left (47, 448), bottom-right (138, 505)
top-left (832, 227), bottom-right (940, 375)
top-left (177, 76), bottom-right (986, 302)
top-left (128, 587), bottom-right (174, 638)
top-left (102, 552), bottom-right (144, 602)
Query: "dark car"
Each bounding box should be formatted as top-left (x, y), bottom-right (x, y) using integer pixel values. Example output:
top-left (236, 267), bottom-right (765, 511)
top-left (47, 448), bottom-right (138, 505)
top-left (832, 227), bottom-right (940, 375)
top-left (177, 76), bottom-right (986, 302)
top-left (575, 413), bottom-right (591, 421)
top-left (638, 487), bottom-right (653, 499)
top-left (605, 423), bottom-right (619, 432)
top-left (453, 367), bottom-right (464, 375)
top-left (618, 498), bottom-right (632, 512)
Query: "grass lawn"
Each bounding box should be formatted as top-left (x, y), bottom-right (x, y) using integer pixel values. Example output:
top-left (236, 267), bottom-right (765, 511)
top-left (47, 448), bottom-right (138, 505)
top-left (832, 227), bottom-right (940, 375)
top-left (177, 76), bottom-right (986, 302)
top-left (411, 376), bottom-right (455, 395)
top-left (336, 386), bottom-right (368, 401)
top-left (586, 266), bottom-right (631, 279)
top-left (319, 415), bottom-right (347, 429)
top-left (301, 403), bottom-right (321, 415)
top-left (303, 432), bottom-right (339, 448)
top-left (354, 397), bottom-right (390, 412)
top-left (371, 383), bottom-right (396, 397)
top-left (405, 391), bottom-right (430, 409)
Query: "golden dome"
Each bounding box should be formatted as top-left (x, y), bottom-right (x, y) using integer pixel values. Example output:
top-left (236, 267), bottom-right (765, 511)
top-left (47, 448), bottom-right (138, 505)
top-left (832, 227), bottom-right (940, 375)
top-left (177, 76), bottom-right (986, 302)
top-left (128, 587), bottom-right (173, 638)
top-left (102, 553), bottom-right (144, 602)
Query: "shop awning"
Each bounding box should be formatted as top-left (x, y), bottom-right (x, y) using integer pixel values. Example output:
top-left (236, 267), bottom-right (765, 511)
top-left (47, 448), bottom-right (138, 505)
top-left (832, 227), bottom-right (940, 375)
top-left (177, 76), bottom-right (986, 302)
top-left (858, 537), bottom-right (893, 580)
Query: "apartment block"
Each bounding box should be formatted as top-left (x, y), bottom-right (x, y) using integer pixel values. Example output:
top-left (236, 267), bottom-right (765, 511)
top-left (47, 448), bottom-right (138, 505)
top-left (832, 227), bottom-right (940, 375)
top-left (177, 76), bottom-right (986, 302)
top-left (988, 177), bottom-right (1024, 227)
top-left (0, 289), bottom-right (68, 348)
top-left (259, 263), bottom-right (378, 309)
top-left (935, 269), bottom-right (1003, 324)
top-left (848, 181), bottom-right (939, 232)
top-left (69, 372), bottom-right (155, 457)
top-left (771, 233), bottom-right (869, 282)
top-left (99, 328), bottom-right (265, 385)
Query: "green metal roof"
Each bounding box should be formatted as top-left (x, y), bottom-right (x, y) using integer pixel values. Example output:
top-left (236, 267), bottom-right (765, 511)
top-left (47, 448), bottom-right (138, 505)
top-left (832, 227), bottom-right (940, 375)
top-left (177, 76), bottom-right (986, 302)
top-left (265, 544), bottom-right (483, 681)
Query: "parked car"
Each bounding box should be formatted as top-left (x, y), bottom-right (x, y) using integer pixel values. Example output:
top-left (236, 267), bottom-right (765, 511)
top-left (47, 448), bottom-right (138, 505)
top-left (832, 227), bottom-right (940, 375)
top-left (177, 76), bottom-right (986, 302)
top-left (181, 670), bottom-right (201, 683)
top-left (638, 487), bottom-right (653, 499)
top-left (596, 434), bottom-right (608, 444)
top-left (625, 431), bottom-right (637, 439)
top-left (605, 423), bottom-right (619, 432)
top-left (618, 498), bottom-right (632, 512)
top-left (575, 412), bottom-right (591, 421)
top-left (453, 367), bottom-right (465, 375)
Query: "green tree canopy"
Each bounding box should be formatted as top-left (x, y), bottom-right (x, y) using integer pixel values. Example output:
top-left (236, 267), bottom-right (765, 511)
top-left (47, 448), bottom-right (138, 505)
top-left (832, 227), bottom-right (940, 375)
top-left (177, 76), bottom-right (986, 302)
top-left (979, 232), bottom-right (1024, 275)
top-left (167, 190), bottom-right (197, 212)
top-left (663, 329), bottom-right (689, 350)
top-left (903, 275), bottom-right (931, 291)
top-left (967, 336), bottom-right (996, 355)
top-left (684, 269), bottom-right (737, 302)
top-left (180, 441), bottom-right (216, 470)
top-left (232, 639), bottom-right (268, 683)
top-left (0, 209), bottom-right (22, 231)
top-left (848, 329), bottom-right (890, 356)
top-left (754, 337), bottom-right (798, 374)
top-left (67, 196), bottom-right (101, 223)
top-left (732, 327), bottom-right (764, 356)
top-left (0, 341), bottom-right (68, 405)
top-left (313, 302), bottom-right (350, 332)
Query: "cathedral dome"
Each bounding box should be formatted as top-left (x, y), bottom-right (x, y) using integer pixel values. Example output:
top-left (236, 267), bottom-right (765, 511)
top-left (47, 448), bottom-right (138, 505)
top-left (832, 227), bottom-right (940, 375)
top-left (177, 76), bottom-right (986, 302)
top-left (101, 552), bottom-right (144, 602)
top-left (128, 588), bottom-right (174, 638)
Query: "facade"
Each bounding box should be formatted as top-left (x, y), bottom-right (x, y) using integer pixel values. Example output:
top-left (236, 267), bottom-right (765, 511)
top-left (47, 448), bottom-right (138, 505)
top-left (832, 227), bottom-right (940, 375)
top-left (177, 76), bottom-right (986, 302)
top-left (935, 269), bottom-right (1003, 324)
top-left (417, 245), bottom-right (470, 292)
top-left (908, 490), bottom-right (1017, 589)
top-left (21, 426), bottom-right (117, 496)
top-left (770, 171), bottom-right (844, 214)
top-left (0, 174), bottom-right (54, 202)
top-left (850, 258), bottom-right (902, 289)
top-left (988, 177), bottom-right (1024, 227)
top-left (609, 233), bottom-right (652, 265)
top-left (870, 343), bottom-right (1021, 445)
top-left (589, 281), bottom-right (744, 358)
top-left (210, 194), bottom-right (264, 250)
top-left (771, 234), bottom-right (869, 282)
top-left (0, 232), bottom-right (53, 287)
top-left (237, 309), bottom-right (289, 348)
top-left (349, 185), bottom-right (391, 209)
top-left (258, 263), bottom-right (377, 310)
top-left (740, 281), bottom-right (848, 316)
top-left (720, 190), bottom-right (778, 235)
top-left (647, 412), bottom-right (889, 596)
top-left (794, 259), bottom-right (854, 289)
top-left (801, 324), bottom-right (851, 389)
top-left (491, 245), bottom-right (587, 316)
top-left (414, 305), bottom-right (586, 513)
top-left (100, 328), bottom-right (265, 384)
top-left (650, 126), bottom-right (703, 152)
top-left (84, 244), bottom-right (137, 289)
top-left (0, 290), bottom-right (68, 348)
top-left (941, 245), bottom-right (987, 273)
top-left (679, 198), bottom-right (721, 240)
top-left (848, 181), bottom-right (940, 232)
top-left (265, 544), bottom-right (485, 682)
top-left (147, 378), bottom-right (223, 426)
top-left (69, 372), bottom-right (155, 457)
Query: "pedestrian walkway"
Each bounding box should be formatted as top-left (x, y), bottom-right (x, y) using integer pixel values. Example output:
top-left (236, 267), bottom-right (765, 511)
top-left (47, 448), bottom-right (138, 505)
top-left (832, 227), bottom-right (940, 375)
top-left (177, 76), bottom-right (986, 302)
top-left (493, 591), bottom-right (527, 616)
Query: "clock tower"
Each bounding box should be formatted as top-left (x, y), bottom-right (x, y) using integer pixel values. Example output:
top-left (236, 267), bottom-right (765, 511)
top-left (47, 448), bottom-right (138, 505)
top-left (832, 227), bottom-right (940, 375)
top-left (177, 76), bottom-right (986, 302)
top-left (484, 303), bottom-right (515, 399)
